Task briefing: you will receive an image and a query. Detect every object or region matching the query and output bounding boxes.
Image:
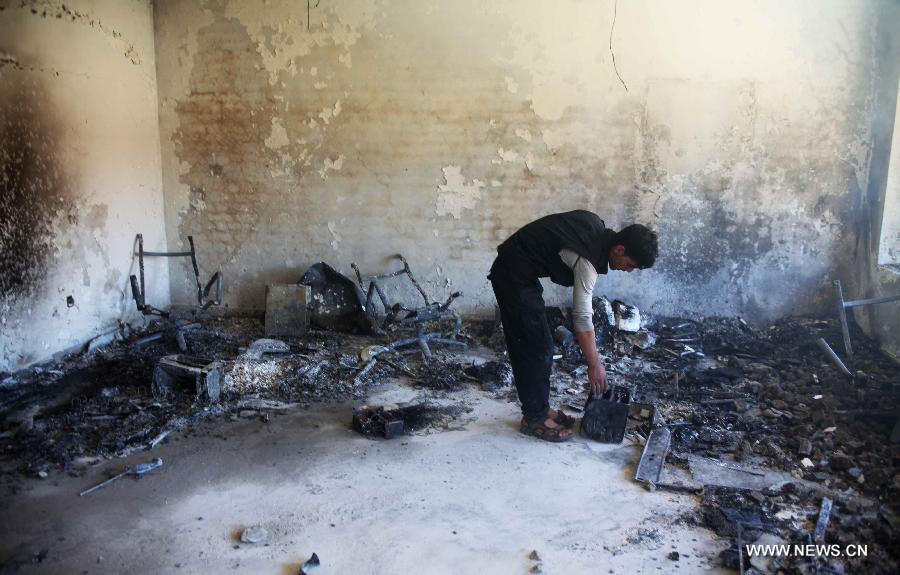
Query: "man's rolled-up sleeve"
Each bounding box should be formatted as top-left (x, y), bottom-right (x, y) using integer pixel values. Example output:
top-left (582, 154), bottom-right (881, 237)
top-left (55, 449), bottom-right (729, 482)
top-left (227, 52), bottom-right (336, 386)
top-left (559, 249), bottom-right (598, 332)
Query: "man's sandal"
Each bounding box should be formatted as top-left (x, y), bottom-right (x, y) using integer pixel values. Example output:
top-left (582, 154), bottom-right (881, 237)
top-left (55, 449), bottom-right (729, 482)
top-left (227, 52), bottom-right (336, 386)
top-left (550, 409), bottom-right (577, 428)
top-left (520, 417), bottom-right (574, 443)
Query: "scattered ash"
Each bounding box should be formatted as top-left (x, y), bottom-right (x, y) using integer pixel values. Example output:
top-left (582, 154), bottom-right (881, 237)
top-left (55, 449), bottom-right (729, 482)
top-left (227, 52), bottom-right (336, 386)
top-left (1, 296), bottom-right (898, 575)
top-left (393, 402), bottom-right (472, 431)
top-left (352, 402), bottom-right (473, 438)
top-left (542, 301), bottom-right (899, 574)
top-left (702, 483), bottom-right (898, 574)
top-left (462, 319), bottom-right (506, 353)
top-left (0, 315), bottom-right (463, 476)
top-left (414, 356), bottom-right (469, 390)
top-left (225, 358), bottom-right (299, 395)
top-left (624, 527), bottom-right (664, 548)
top-left (463, 360), bottom-right (512, 392)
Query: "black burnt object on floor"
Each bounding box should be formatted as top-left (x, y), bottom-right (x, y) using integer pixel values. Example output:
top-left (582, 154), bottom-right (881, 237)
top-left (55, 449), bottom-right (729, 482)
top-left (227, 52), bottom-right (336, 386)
top-left (300, 262), bottom-right (372, 334)
top-left (351, 403), bottom-right (472, 439)
top-left (352, 405), bottom-right (405, 439)
top-left (152, 355), bottom-right (224, 403)
top-left (580, 385), bottom-right (630, 443)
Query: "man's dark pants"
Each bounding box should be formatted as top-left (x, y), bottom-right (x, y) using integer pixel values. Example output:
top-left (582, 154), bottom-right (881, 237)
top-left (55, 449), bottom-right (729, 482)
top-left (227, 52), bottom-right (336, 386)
top-left (489, 257), bottom-right (554, 422)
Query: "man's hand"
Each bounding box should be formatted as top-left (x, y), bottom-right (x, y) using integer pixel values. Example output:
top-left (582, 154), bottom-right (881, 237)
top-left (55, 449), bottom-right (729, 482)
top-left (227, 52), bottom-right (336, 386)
top-left (588, 363), bottom-right (608, 396)
top-left (574, 329), bottom-right (608, 396)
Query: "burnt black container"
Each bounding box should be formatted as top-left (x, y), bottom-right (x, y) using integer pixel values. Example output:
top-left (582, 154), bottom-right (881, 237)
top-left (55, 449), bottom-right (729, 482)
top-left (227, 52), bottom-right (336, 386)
top-left (580, 384), bottom-right (630, 443)
top-left (352, 406), bottom-right (406, 439)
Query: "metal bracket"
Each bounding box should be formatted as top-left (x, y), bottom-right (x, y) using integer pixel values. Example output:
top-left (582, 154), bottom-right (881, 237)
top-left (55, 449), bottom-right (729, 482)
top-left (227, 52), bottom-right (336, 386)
top-left (830, 279), bottom-right (900, 377)
top-left (129, 234), bottom-right (223, 316)
top-left (635, 425), bottom-right (671, 487)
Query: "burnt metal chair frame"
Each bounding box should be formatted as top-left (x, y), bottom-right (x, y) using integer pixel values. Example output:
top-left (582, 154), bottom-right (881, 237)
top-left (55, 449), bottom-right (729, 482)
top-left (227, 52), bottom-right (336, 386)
top-left (351, 254), bottom-right (465, 360)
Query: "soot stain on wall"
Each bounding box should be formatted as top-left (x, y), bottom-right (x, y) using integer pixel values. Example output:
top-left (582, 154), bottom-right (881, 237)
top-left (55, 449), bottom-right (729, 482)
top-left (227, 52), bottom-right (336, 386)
top-left (0, 75), bottom-right (76, 302)
top-left (625, 88), bottom-right (859, 314)
top-left (6, 0), bottom-right (142, 65)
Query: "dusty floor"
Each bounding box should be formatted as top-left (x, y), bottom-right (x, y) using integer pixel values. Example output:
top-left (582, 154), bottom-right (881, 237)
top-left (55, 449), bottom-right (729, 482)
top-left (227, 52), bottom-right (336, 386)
top-left (0, 381), bottom-right (727, 575)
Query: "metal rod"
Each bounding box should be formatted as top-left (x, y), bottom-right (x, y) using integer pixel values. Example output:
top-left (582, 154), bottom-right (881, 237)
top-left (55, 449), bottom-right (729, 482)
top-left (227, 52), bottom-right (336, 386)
top-left (351, 263), bottom-right (365, 288)
top-left (417, 338), bottom-right (432, 359)
top-left (816, 338), bottom-right (852, 377)
top-left (134, 332), bottom-right (164, 347)
top-left (380, 358), bottom-right (417, 378)
top-left (141, 251), bottom-right (193, 257)
top-left (398, 254), bottom-right (431, 305)
top-left (353, 358), bottom-right (378, 386)
top-left (79, 470), bottom-right (128, 496)
top-left (188, 236), bottom-right (202, 304)
top-left (696, 456), bottom-right (766, 476)
top-left (842, 293), bottom-right (900, 308)
top-left (148, 430), bottom-right (170, 449)
top-left (138, 234), bottom-right (146, 310)
top-left (130, 275), bottom-right (144, 310)
top-left (834, 280), bottom-right (854, 360)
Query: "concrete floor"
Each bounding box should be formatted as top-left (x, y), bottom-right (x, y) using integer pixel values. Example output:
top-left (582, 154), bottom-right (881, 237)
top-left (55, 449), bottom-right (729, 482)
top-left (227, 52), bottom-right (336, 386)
top-left (1, 382), bottom-right (729, 574)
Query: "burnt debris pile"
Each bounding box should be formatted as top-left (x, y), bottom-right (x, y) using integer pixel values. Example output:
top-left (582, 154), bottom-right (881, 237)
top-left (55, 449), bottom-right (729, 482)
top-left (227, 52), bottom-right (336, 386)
top-left (535, 301), bottom-right (898, 575)
top-left (0, 313), bottom-right (474, 477)
top-left (0, 286), bottom-right (897, 573)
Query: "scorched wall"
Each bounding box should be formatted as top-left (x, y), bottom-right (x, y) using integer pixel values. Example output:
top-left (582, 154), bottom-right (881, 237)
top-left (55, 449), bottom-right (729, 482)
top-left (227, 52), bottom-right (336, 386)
top-left (0, 0), bottom-right (167, 372)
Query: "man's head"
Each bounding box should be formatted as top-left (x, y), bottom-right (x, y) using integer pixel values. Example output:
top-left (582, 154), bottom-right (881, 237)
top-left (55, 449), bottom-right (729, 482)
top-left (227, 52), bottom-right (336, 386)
top-left (609, 224), bottom-right (658, 272)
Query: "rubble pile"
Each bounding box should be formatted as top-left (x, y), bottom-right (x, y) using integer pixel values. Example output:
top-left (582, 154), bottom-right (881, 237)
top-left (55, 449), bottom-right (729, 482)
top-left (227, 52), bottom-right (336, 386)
top-left (702, 483), bottom-right (896, 574)
top-left (540, 304), bottom-right (898, 574)
top-left (470, 296), bottom-right (899, 573)
top-left (463, 360), bottom-right (513, 393)
top-left (0, 316), bottom-right (470, 476)
top-left (415, 357), bottom-right (468, 391)
top-left (642, 317), bottom-right (899, 499)
top-left (0, 286), bottom-right (897, 572)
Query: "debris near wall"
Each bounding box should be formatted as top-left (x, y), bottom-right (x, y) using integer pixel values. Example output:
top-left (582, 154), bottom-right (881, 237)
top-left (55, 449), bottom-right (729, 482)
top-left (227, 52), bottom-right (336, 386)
top-left (300, 262), bottom-right (371, 334)
top-left (0, 312), bottom-right (475, 478)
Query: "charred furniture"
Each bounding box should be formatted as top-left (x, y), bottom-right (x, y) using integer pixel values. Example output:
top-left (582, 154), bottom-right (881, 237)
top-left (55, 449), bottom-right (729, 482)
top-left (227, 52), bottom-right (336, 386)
top-left (351, 254), bottom-right (466, 360)
top-left (130, 234), bottom-right (222, 317)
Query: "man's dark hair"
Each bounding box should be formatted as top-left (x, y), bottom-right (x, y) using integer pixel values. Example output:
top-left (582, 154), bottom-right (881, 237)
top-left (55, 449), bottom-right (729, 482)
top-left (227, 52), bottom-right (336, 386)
top-left (613, 224), bottom-right (658, 268)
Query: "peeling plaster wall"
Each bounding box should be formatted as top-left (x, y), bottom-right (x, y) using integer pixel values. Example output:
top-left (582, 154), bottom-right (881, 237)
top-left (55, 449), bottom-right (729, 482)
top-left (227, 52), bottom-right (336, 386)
top-left (155, 0), bottom-right (887, 321)
top-left (0, 0), bottom-right (167, 371)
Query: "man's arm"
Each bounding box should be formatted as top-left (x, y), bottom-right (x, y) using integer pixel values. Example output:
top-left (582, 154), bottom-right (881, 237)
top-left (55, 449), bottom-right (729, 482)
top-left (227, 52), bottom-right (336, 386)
top-left (558, 249), bottom-right (608, 396)
top-left (575, 330), bottom-right (608, 396)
